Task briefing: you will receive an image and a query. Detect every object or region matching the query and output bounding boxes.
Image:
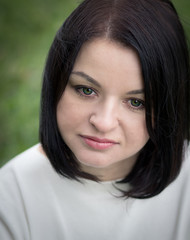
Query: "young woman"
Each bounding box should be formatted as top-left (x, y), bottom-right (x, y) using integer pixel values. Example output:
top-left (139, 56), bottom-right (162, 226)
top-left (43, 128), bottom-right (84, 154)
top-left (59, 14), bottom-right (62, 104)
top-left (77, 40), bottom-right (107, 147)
top-left (0, 0), bottom-right (189, 239)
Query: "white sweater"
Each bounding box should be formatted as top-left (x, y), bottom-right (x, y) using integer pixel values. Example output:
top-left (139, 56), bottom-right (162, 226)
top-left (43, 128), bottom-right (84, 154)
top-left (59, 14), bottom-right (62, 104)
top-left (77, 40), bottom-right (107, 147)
top-left (0, 144), bottom-right (190, 240)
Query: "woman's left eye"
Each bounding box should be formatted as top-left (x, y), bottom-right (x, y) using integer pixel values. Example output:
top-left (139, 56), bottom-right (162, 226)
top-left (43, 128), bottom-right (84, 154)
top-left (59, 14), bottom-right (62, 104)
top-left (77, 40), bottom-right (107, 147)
top-left (128, 99), bottom-right (145, 110)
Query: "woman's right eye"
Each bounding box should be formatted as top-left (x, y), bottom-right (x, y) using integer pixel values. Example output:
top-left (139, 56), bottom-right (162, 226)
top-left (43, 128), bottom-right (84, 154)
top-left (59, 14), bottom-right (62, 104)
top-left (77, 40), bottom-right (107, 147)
top-left (75, 86), bottom-right (97, 97)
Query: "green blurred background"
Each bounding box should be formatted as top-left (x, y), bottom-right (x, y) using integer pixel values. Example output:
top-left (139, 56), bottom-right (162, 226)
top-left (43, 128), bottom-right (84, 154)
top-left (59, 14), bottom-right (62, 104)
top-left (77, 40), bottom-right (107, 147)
top-left (0, 0), bottom-right (190, 167)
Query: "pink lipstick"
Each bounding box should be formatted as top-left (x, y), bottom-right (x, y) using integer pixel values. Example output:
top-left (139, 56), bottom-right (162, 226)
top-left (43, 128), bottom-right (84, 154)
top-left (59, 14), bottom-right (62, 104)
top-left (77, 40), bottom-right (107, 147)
top-left (80, 135), bottom-right (118, 150)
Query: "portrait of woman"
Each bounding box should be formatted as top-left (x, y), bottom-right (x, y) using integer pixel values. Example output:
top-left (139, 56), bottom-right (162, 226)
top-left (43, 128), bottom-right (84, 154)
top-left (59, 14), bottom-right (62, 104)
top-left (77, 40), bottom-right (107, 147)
top-left (0, 0), bottom-right (190, 239)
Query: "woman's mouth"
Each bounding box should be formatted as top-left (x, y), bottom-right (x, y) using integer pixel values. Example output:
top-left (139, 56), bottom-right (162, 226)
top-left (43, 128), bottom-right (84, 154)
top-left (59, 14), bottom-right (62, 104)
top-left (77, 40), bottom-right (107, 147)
top-left (80, 135), bottom-right (118, 150)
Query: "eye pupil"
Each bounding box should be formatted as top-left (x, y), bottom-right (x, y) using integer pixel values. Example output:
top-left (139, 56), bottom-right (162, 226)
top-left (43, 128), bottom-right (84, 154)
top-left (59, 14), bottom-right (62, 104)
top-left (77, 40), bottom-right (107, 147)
top-left (83, 88), bottom-right (93, 95)
top-left (131, 99), bottom-right (141, 107)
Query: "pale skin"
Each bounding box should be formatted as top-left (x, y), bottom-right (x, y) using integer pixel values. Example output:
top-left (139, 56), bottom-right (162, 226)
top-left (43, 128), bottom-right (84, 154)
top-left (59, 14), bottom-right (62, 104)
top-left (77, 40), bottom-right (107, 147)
top-left (56, 38), bottom-right (149, 181)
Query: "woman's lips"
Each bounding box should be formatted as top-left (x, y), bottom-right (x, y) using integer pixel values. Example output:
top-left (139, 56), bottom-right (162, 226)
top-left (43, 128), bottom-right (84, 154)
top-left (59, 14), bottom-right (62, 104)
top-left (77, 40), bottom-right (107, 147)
top-left (80, 135), bottom-right (118, 150)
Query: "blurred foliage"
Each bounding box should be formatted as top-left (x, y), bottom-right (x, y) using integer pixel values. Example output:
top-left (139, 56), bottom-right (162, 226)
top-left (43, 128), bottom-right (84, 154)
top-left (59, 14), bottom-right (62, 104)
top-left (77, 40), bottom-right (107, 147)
top-left (0, 0), bottom-right (190, 166)
top-left (0, 0), bottom-right (77, 166)
top-left (173, 0), bottom-right (190, 37)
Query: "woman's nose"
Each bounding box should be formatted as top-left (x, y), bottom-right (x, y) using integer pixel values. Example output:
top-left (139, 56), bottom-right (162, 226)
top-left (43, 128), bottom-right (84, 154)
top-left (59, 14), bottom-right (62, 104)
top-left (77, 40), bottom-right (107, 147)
top-left (89, 100), bottom-right (119, 133)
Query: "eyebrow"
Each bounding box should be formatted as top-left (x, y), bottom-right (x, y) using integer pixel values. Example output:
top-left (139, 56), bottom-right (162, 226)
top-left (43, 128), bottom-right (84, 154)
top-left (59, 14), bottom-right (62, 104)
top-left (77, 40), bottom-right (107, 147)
top-left (71, 71), bottom-right (144, 95)
top-left (126, 89), bottom-right (144, 95)
top-left (71, 71), bottom-right (101, 87)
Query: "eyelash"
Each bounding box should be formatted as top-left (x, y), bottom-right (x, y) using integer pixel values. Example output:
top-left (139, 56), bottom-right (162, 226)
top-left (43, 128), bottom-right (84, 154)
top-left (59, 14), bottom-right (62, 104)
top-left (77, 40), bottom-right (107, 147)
top-left (74, 86), bottom-right (145, 111)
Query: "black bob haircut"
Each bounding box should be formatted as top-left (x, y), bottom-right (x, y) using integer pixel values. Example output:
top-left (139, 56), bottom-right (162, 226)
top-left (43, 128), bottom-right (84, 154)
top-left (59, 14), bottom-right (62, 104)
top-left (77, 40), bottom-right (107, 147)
top-left (40, 0), bottom-right (190, 199)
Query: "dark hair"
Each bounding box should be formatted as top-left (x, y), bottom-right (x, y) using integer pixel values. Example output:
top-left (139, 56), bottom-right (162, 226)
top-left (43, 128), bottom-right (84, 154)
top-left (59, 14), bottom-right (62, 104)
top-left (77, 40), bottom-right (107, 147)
top-left (40, 0), bottom-right (190, 198)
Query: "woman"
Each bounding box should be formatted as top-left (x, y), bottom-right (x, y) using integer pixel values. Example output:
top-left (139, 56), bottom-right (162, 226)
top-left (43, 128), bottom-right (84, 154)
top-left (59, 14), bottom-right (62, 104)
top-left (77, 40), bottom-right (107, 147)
top-left (0, 0), bottom-right (190, 239)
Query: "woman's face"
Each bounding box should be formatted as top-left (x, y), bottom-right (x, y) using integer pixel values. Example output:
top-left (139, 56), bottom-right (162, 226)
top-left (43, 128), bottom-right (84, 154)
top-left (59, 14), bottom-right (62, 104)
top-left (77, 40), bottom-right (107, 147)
top-left (57, 38), bottom-right (149, 181)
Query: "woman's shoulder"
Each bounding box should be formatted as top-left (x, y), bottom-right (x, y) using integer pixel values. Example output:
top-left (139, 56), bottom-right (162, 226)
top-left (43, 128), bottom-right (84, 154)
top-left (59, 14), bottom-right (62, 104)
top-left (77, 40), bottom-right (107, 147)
top-left (164, 142), bottom-right (190, 201)
top-left (0, 144), bottom-right (71, 240)
top-left (0, 144), bottom-right (48, 177)
top-left (0, 143), bottom-right (59, 194)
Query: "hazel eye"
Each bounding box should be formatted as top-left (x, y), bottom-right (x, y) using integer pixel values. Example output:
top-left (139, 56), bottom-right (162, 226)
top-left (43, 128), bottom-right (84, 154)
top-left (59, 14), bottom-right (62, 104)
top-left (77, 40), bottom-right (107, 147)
top-left (82, 87), bottom-right (94, 95)
top-left (130, 99), bottom-right (142, 107)
top-left (127, 99), bottom-right (145, 111)
top-left (75, 86), bottom-right (97, 97)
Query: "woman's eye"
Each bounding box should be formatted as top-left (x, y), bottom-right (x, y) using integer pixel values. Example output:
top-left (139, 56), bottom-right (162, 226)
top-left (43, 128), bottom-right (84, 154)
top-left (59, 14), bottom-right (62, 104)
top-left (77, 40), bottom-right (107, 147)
top-left (82, 88), bottom-right (94, 95)
top-left (76, 87), bottom-right (96, 97)
top-left (128, 99), bottom-right (145, 110)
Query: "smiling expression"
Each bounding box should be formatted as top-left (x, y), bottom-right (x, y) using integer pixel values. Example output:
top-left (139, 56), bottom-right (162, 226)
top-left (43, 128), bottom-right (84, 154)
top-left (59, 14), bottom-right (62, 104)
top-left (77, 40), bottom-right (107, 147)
top-left (56, 38), bottom-right (149, 181)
